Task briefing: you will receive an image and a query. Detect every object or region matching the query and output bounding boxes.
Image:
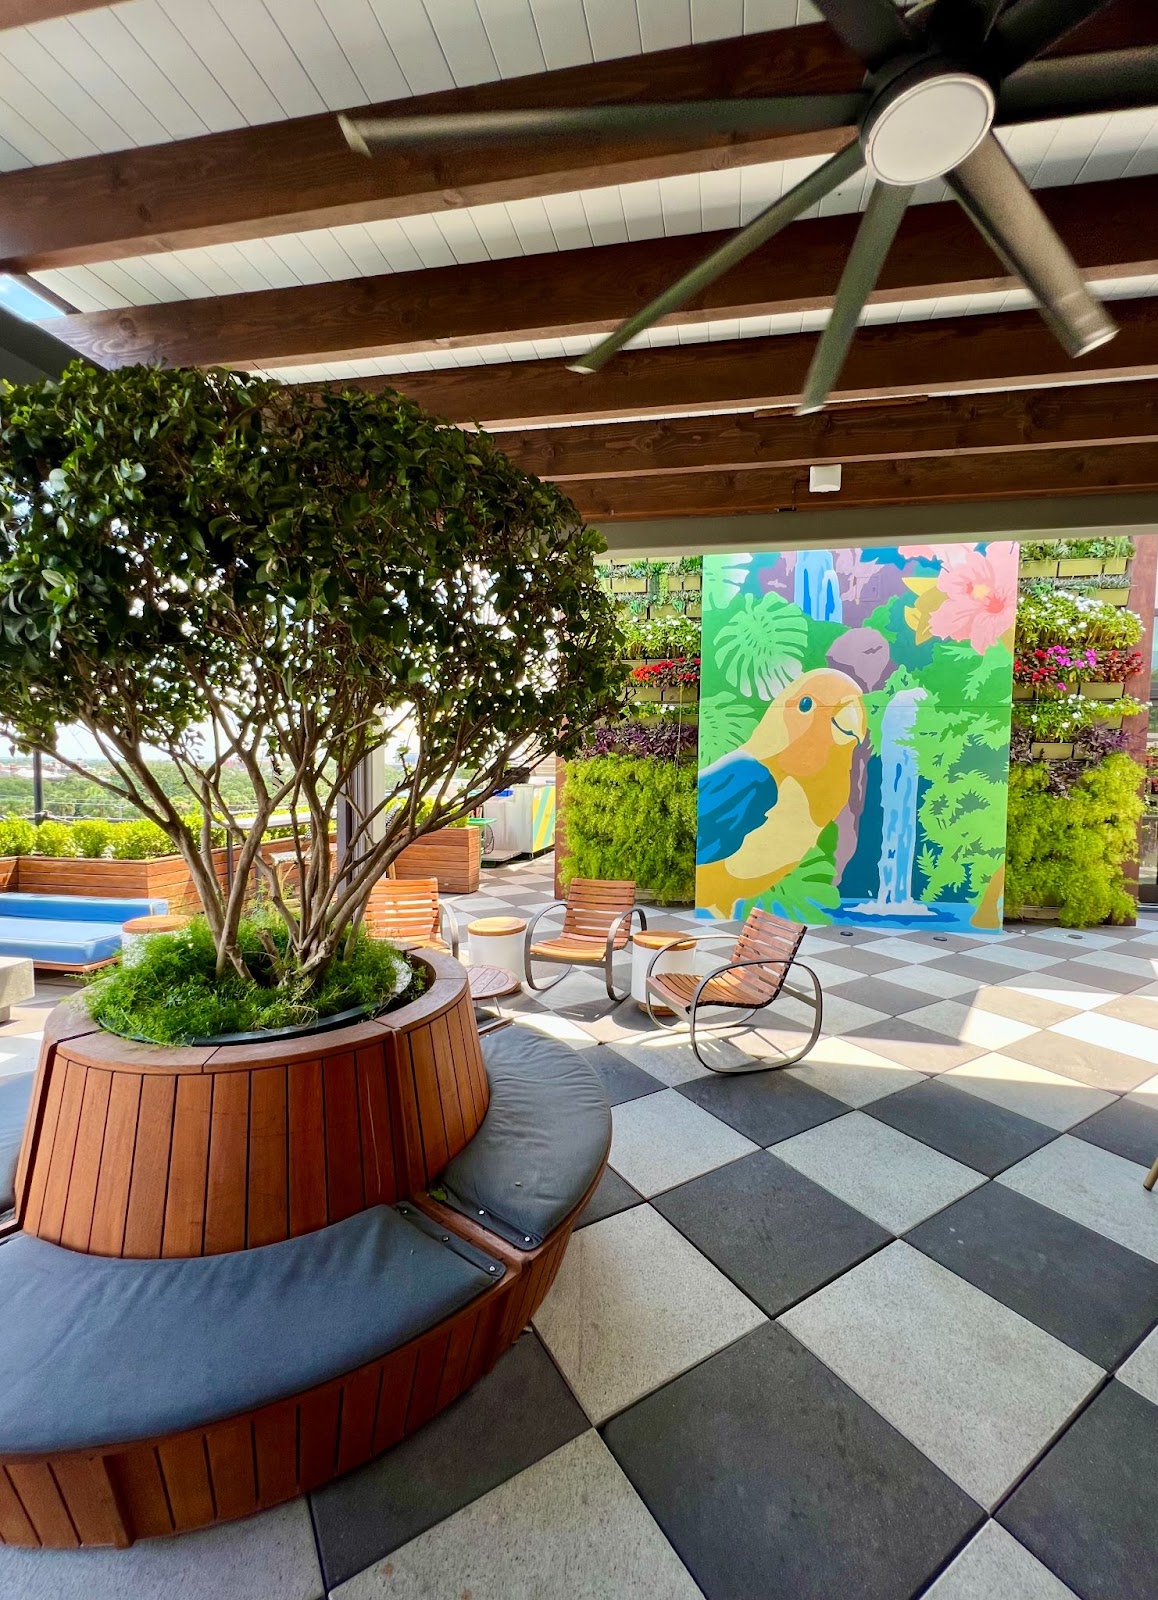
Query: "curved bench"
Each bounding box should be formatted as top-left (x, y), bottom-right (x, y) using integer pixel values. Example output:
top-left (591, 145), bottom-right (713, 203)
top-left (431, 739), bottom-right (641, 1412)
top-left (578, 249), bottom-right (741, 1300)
top-left (0, 1021), bottom-right (610, 1547)
top-left (0, 1072), bottom-right (34, 1213)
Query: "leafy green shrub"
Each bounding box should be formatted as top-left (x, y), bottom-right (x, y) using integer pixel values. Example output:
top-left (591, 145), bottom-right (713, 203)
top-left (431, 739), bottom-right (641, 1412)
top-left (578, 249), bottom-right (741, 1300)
top-left (1011, 693), bottom-right (1147, 742)
top-left (1005, 754), bottom-right (1145, 926)
top-left (1016, 589), bottom-right (1142, 651)
top-left (86, 914), bottom-right (423, 1046)
top-left (0, 815), bottom-right (35, 855)
top-left (71, 818), bottom-right (112, 858)
top-left (34, 819), bottom-right (78, 857)
top-left (560, 755), bottom-right (697, 904)
top-left (620, 616), bottom-right (701, 660)
top-left (1020, 536), bottom-right (1133, 563)
top-left (110, 819), bottom-right (173, 860)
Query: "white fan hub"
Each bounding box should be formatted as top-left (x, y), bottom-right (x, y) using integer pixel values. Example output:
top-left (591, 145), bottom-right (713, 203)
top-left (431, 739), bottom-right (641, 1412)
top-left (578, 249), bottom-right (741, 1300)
top-left (862, 69), bottom-right (995, 186)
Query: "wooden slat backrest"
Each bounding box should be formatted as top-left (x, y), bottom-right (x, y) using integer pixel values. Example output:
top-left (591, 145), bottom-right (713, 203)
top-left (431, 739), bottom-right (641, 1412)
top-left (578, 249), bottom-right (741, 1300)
top-left (364, 876), bottom-right (440, 943)
top-left (562, 878), bottom-right (636, 941)
top-left (730, 908), bottom-right (807, 1001)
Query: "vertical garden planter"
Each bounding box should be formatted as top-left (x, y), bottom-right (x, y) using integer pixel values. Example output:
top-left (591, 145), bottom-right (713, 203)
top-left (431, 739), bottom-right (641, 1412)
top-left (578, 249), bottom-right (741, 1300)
top-left (1080, 681), bottom-right (1126, 700)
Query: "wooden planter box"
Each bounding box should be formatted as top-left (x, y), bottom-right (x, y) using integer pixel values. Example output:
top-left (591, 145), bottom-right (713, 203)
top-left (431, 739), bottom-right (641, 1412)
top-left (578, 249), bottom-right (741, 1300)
top-left (1019, 560), bottom-right (1058, 577)
top-left (1080, 681), bottom-right (1125, 700)
top-left (1016, 904), bottom-right (1060, 923)
top-left (8, 840), bottom-right (326, 913)
top-left (392, 826), bottom-right (481, 895)
top-left (0, 856), bottom-right (16, 892)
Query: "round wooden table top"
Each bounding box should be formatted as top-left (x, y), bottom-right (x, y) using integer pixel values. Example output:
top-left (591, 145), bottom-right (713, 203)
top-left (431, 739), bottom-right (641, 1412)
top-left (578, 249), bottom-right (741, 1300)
top-left (121, 913), bottom-right (192, 934)
top-left (633, 928), bottom-right (697, 952)
top-left (468, 963), bottom-right (522, 1000)
top-left (467, 915), bottom-right (528, 935)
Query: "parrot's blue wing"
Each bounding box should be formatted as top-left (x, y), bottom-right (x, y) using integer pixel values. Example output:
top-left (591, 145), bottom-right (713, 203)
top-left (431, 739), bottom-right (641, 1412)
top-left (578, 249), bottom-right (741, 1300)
top-left (696, 752), bottom-right (778, 865)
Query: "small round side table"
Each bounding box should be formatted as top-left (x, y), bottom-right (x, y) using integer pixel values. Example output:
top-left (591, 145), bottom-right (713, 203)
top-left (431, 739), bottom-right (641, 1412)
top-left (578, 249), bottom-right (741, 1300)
top-left (631, 928), bottom-right (697, 1014)
top-left (466, 916), bottom-right (526, 994)
top-left (121, 913), bottom-right (191, 966)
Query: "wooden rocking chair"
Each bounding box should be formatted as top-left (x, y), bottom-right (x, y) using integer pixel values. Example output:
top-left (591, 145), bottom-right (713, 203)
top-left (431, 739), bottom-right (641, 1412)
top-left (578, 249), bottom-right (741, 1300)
top-left (364, 875), bottom-right (461, 959)
top-left (644, 907), bottom-right (823, 1074)
top-left (523, 877), bottom-right (648, 1002)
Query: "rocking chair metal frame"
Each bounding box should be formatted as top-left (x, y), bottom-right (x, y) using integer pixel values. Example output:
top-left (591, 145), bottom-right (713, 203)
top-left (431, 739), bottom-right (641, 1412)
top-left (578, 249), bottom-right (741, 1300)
top-left (523, 878), bottom-right (649, 1002)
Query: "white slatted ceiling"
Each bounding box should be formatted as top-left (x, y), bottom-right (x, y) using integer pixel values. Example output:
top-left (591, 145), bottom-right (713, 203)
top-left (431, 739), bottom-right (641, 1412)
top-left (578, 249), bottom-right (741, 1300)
top-left (0, 0), bottom-right (826, 168)
top-left (30, 107), bottom-right (1158, 314)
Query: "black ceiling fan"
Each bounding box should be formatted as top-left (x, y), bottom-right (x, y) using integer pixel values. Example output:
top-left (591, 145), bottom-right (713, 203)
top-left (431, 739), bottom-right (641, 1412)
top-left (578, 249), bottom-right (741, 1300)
top-left (339, 0), bottom-right (1158, 413)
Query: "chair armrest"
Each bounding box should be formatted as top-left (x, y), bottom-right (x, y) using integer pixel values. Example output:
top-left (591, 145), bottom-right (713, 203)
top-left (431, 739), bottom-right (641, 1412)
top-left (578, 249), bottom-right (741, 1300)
top-left (438, 900), bottom-right (461, 960)
top-left (524, 900), bottom-right (567, 957)
top-left (605, 904), bottom-right (648, 965)
top-left (689, 955), bottom-right (800, 1008)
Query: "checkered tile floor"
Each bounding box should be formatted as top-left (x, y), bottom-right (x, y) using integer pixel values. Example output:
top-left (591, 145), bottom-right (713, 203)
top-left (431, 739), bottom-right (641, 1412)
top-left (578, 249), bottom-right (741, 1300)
top-left (4, 856), bottom-right (1158, 1599)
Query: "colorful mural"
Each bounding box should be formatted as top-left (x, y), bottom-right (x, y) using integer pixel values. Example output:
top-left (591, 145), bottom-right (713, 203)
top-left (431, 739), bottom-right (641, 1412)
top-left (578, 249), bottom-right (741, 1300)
top-left (696, 544), bottom-right (1017, 931)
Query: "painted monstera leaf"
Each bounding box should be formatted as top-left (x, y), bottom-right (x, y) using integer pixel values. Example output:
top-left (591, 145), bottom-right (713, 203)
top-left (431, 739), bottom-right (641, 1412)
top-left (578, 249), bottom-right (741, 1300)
top-left (703, 554), bottom-right (754, 611)
top-left (714, 592), bottom-right (808, 700)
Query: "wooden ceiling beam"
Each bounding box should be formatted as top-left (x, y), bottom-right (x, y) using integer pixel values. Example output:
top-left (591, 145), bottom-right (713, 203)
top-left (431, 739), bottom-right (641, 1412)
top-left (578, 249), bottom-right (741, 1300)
top-left (44, 174), bottom-right (1158, 368)
top-left (1, 0), bottom-right (1152, 273)
top-left (344, 297), bottom-right (1158, 429)
top-left (502, 379), bottom-right (1158, 481)
top-left (2, 2), bottom-right (109, 23)
top-left (565, 441), bottom-right (1158, 519)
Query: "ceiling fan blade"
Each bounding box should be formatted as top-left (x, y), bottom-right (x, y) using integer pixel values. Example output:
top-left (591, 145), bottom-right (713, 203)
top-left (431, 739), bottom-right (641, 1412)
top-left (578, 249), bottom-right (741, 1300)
top-left (988, 0), bottom-right (1113, 75)
top-left (998, 47), bottom-right (1158, 121)
top-left (947, 133), bottom-right (1117, 357)
top-left (811, 0), bottom-right (914, 69)
top-left (796, 180), bottom-right (913, 416)
top-left (337, 95), bottom-right (866, 154)
top-left (568, 140), bottom-right (865, 376)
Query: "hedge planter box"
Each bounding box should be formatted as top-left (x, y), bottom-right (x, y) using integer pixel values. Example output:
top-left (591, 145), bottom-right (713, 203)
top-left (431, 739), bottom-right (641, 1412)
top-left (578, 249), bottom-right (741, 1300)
top-left (1016, 905), bottom-right (1061, 923)
top-left (9, 841), bottom-right (314, 912)
top-left (1080, 681), bottom-right (1126, 700)
top-left (1031, 741), bottom-right (1075, 759)
top-left (393, 825), bottom-right (481, 894)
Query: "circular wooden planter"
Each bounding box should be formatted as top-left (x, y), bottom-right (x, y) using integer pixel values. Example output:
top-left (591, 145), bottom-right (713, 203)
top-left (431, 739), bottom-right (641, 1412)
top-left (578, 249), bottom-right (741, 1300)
top-left (15, 950), bottom-right (489, 1258)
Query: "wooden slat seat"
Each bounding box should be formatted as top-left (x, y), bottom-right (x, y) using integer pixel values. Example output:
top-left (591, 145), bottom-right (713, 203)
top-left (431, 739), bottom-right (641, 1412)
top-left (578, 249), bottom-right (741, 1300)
top-left (644, 908), bottom-right (821, 1075)
top-left (365, 875), bottom-right (459, 957)
top-left (523, 878), bottom-right (646, 1002)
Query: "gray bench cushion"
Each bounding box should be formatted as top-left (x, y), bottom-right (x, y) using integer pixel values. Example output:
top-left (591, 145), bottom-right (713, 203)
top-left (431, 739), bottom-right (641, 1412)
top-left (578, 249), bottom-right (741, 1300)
top-left (438, 1025), bottom-right (611, 1249)
top-left (0, 1204), bottom-right (503, 1455)
top-left (0, 1071), bottom-right (34, 1211)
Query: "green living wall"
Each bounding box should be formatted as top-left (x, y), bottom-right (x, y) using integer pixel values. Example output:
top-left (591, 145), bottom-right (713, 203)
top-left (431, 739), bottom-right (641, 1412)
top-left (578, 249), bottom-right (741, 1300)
top-left (559, 559), bottom-right (700, 903)
top-left (1005, 539), bottom-right (1147, 926)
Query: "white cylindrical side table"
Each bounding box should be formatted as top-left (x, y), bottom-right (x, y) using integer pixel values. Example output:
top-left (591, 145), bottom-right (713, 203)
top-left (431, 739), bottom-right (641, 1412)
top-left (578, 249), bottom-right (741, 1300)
top-left (466, 916), bottom-right (526, 995)
top-left (631, 929), bottom-right (697, 1013)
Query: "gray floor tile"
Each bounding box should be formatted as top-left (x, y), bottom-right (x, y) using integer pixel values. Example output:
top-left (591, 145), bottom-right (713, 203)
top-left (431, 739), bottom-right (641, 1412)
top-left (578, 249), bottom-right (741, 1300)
top-left (930, 954), bottom-right (1064, 987)
top-left (968, 984), bottom-right (1082, 1028)
top-left (0, 1500), bottom-right (322, 1600)
top-left (922, 1522), bottom-right (1078, 1599)
top-left (609, 1088), bottom-right (758, 1196)
top-left (907, 1182), bottom-right (1158, 1370)
top-left (867, 1078), bottom-right (1056, 1177)
top-left (588, 1048), bottom-right (665, 1108)
top-left (1031, 959), bottom-right (1154, 995)
top-left (675, 1068), bottom-right (846, 1147)
top-left (604, 1031), bottom-right (712, 1086)
top-left (1000, 1028), bottom-right (1157, 1093)
top-left (603, 1320), bottom-right (982, 1600)
top-left (998, 1382), bottom-right (1158, 1600)
top-left (942, 1054), bottom-right (1116, 1132)
top-left (808, 944), bottom-right (911, 976)
top-left (846, 1016), bottom-right (987, 1073)
top-left (998, 1136), bottom-right (1158, 1263)
top-left (533, 1204), bottom-right (765, 1424)
top-left (774, 1110), bottom-right (986, 1233)
top-left (780, 1242), bottom-right (1102, 1507)
top-left (311, 1332), bottom-right (587, 1589)
top-left (1071, 1095), bottom-right (1158, 1169)
top-left (902, 998), bottom-right (1038, 1052)
top-left (331, 1430), bottom-right (700, 1600)
top-left (653, 1149), bottom-right (889, 1317)
top-left (826, 976), bottom-right (938, 1014)
top-left (576, 1166), bottom-right (643, 1230)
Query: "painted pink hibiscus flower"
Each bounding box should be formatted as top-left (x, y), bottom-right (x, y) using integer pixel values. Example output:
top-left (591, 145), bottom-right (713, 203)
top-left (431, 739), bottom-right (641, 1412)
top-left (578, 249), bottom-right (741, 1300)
top-left (928, 545), bottom-right (1016, 654)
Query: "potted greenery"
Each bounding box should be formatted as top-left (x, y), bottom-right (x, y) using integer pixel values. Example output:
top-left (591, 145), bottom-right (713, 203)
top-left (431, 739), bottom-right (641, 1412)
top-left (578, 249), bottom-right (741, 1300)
top-left (0, 364), bottom-right (622, 1049)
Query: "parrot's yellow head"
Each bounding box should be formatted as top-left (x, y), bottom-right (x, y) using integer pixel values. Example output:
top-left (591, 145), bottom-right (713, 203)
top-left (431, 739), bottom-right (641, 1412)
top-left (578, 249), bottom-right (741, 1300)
top-left (746, 668), bottom-right (867, 769)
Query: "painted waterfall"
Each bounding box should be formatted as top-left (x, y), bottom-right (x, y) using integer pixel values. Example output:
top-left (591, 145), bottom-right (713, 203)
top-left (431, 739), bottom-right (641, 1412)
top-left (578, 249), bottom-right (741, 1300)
top-left (695, 544), bottom-right (1017, 931)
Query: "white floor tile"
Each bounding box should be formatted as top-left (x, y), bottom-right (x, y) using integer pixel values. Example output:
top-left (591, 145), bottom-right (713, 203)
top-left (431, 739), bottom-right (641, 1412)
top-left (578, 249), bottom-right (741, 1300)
top-left (604, 1034), bottom-right (711, 1087)
top-left (609, 1089), bottom-right (757, 1195)
top-left (1051, 1010), bottom-right (1158, 1066)
top-left (0, 1500), bottom-right (322, 1600)
top-left (1070, 950), bottom-right (1158, 979)
top-left (856, 938), bottom-right (959, 965)
top-left (331, 1431), bottom-right (701, 1600)
top-left (773, 1111), bottom-right (986, 1233)
top-left (1117, 1327), bottom-right (1158, 1408)
top-left (998, 1137), bottom-right (1158, 1263)
top-left (787, 1037), bottom-right (926, 1107)
top-left (942, 1054), bottom-right (1115, 1133)
top-left (922, 1521), bottom-right (1079, 1598)
top-left (883, 965), bottom-right (984, 1000)
top-left (998, 977), bottom-right (1118, 1012)
top-left (780, 1243), bottom-right (1102, 1508)
top-left (953, 944), bottom-right (1062, 972)
top-left (533, 1206), bottom-right (765, 1424)
top-left (902, 1000), bottom-right (1037, 1052)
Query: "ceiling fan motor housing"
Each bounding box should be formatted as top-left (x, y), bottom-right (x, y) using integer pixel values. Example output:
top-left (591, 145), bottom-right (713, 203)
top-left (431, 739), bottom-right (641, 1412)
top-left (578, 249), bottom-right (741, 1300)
top-left (861, 57), bottom-right (996, 185)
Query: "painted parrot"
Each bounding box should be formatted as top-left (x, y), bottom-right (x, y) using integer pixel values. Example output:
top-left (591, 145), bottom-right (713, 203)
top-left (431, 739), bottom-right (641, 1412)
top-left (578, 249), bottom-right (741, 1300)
top-left (696, 668), bottom-right (867, 918)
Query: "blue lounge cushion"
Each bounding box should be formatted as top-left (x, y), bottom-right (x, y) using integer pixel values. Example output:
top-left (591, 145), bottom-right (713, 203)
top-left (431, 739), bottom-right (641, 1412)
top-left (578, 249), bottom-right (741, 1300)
top-left (0, 1204), bottom-right (503, 1454)
top-left (0, 918), bottom-right (125, 966)
top-left (0, 1071), bottom-right (34, 1211)
top-left (0, 895), bottom-right (166, 924)
top-left (437, 1025), bottom-right (611, 1249)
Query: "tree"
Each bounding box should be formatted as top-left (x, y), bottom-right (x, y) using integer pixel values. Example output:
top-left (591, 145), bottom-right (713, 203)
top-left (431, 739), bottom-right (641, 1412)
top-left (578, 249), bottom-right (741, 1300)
top-left (0, 364), bottom-right (622, 986)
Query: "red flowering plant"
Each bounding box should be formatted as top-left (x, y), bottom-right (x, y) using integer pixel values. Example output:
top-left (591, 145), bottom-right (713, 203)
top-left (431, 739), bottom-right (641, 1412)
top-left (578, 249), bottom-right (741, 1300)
top-left (630, 656), bottom-right (701, 688)
top-left (1013, 644), bottom-right (1144, 690)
